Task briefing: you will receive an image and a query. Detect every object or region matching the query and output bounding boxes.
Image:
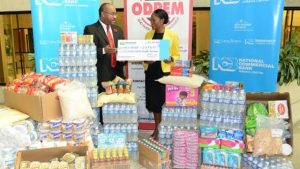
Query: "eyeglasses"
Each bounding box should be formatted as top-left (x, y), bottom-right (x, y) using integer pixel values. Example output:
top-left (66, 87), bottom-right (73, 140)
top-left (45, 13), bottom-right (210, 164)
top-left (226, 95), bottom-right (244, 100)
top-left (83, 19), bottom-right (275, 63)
top-left (103, 11), bottom-right (117, 17)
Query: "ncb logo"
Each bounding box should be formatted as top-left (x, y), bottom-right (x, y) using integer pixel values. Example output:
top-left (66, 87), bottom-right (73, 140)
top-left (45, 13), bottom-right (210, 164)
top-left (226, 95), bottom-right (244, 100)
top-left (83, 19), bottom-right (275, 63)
top-left (39, 58), bottom-right (59, 74)
top-left (212, 57), bottom-right (238, 72)
top-left (214, 0), bottom-right (240, 5)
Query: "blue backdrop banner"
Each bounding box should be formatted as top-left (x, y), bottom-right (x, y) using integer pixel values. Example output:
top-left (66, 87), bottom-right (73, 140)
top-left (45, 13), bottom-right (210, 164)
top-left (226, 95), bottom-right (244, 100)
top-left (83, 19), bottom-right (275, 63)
top-left (30, 0), bottom-right (99, 75)
top-left (209, 0), bottom-right (284, 92)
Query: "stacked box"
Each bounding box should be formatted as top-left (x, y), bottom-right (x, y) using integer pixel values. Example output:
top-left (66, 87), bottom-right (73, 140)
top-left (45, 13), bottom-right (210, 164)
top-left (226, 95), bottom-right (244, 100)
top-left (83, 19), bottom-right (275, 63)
top-left (138, 138), bottom-right (170, 169)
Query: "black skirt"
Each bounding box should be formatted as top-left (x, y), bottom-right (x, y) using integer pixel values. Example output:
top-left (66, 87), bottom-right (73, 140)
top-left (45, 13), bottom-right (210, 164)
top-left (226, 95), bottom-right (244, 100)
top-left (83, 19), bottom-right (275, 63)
top-left (145, 32), bottom-right (167, 113)
top-left (145, 61), bottom-right (169, 113)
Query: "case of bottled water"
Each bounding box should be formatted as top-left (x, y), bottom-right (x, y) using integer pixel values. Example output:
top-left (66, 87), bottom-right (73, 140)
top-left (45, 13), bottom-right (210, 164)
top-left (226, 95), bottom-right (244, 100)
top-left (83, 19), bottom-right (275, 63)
top-left (58, 38), bottom-right (98, 114)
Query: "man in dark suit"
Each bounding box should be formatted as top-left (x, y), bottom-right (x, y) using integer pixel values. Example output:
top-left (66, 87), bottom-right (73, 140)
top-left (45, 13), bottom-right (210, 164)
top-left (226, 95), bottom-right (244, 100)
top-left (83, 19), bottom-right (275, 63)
top-left (84, 3), bottom-right (125, 124)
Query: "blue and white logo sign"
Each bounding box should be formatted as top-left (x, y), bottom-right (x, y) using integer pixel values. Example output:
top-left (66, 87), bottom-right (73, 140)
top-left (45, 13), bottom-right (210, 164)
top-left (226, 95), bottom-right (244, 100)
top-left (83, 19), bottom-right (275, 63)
top-left (209, 0), bottom-right (285, 92)
top-left (31, 0), bottom-right (99, 75)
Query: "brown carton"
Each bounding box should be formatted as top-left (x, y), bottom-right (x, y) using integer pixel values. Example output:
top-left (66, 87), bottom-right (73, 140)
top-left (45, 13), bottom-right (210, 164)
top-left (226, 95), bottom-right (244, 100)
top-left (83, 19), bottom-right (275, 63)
top-left (15, 146), bottom-right (89, 169)
top-left (246, 92), bottom-right (293, 153)
top-left (138, 142), bottom-right (170, 169)
top-left (3, 90), bottom-right (62, 122)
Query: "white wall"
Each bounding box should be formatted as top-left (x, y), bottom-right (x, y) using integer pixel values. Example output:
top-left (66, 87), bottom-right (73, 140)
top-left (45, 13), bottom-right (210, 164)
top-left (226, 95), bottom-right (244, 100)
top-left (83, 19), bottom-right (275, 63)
top-left (0, 0), bottom-right (31, 12)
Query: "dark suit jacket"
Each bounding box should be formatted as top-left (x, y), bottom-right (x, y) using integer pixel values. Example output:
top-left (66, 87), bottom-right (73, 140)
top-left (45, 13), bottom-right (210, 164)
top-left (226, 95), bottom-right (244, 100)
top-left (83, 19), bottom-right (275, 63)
top-left (84, 21), bottom-right (125, 93)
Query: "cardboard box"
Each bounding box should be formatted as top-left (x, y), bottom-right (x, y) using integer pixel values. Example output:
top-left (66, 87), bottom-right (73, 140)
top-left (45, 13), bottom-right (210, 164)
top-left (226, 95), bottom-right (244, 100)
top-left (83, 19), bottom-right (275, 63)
top-left (138, 142), bottom-right (170, 169)
top-left (246, 92), bottom-right (293, 151)
top-left (139, 155), bottom-right (170, 169)
top-left (165, 84), bottom-right (198, 107)
top-left (92, 160), bottom-right (130, 169)
top-left (3, 90), bottom-right (62, 122)
top-left (15, 146), bottom-right (90, 169)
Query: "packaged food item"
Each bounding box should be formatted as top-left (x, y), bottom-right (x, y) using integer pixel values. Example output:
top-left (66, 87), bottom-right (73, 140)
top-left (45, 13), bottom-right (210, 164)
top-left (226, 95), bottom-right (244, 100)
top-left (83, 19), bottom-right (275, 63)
top-left (220, 139), bottom-right (244, 153)
top-left (38, 128), bottom-right (50, 140)
top-left (253, 128), bottom-right (282, 156)
top-left (75, 156), bottom-right (85, 169)
top-left (117, 84), bottom-right (124, 93)
top-left (40, 162), bottom-right (51, 169)
top-left (59, 161), bottom-right (69, 169)
top-left (20, 161), bottom-right (31, 169)
top-left (124, 84), bottom-right (131, 93)
top-left (62, 130), bottom-right (73, 141)
top-left (214, 150), bottom-right (227, 167)
top-left (101, 78), bottom-right (132, 95)
top-left (43, 75), bottom-right (67, 91)
top-left (105, 85), bottom-right (112, 95)
top-left (49, 130), bottom-right (62, 140)
top-left (72, 119), bottom-right (86, 131)
top-left (62, 153), bottom-right (77, 163)
top-left (202, 148), bottom-right (215, 165)
top-left (246, 135), bottom-right (254, 152)
top-left (73, 130), bottom-right (86, 142)
top-left (31, 88), bottom-right (47, 96)
top-left (112, 84), bottom-right (117, 93)
top-left (268, 100), bottom-right (289, 119)
top-left (199, 138), bottom-right (221, 149)
top-left (48, 119), bottom-right (62, 130)
top-left (61, 121), bottom-right (73, 131)
top-left (92, 149), bottom-right (98, 161)
top-left (245, 103), bottom-right (268, 136)
top-left (49, 161), bottom-right (60, 169)
top-left (200, 126), bottom-right (218, 138)
top-left (227, 152), bottom-right (241, 169)
top-left (29, 161), bottom-right (41, 168)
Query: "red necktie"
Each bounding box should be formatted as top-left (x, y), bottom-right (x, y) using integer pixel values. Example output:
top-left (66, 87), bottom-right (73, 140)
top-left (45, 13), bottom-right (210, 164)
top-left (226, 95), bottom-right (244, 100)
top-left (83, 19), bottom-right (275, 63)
top-left (107, 25), bottom-right (116, 68)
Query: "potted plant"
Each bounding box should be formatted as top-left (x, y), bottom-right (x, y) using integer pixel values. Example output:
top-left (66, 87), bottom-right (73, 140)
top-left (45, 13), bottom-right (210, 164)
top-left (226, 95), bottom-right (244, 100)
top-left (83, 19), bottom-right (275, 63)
top-left (277, 30), bottom-right (300, 85)
top-left (192, 50), bottom-right (210, 78)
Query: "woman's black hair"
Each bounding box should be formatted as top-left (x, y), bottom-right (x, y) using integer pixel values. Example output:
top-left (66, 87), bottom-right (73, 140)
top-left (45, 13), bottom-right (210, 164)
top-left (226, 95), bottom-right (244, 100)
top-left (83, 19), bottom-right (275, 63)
top-left (153, 9), bottom-right (169, 24)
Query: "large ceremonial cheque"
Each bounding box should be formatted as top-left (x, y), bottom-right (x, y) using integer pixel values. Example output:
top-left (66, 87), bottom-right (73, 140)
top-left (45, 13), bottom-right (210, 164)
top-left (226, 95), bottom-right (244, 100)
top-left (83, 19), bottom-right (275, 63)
top-left (209, 0), bottom-right (285, 92)
top-left (30, 0), bottom-right (99, 75)
top-left (117, 40), bottom-right (170, 61)
top-left (124, 0), bottom-right (193, 125)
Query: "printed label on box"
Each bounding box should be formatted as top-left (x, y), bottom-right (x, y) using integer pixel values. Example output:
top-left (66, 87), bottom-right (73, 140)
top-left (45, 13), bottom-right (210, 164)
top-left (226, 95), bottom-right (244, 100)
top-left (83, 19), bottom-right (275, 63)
top-left (165, 84), bottom-right (198, 107)
top-left (268, 100), bottom-right (289, 119)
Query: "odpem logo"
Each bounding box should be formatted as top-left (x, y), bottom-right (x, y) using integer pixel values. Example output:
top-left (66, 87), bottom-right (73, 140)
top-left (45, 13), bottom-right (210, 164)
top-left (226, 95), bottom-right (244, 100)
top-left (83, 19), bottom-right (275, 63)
top-left (212, 57), bottom-right (238, 72)
top-left (131, 1), bottom-right (184, 30)
top-left (214, 0), bottom-right (241, 5)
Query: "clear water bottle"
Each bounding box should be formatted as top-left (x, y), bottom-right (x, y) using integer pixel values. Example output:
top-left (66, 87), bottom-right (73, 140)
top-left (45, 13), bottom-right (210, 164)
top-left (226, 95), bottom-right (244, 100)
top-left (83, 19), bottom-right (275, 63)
top-left (173, 109), bottom-right (179, 126)
top-left (210, 89), bottom-right (217, 103)
top-left (133, 124), bottom-right (138, 141)
top-left (119, 124), bottom-right (125, 133)
top-left (191, 108), bottom-right (198, 127)
top-left (115, 124), bottom-right (121, 133)
top-left (132, 105), bottom-right (138, 122)
top-left (201, 88), bottom-right (210, 102)
top-left (104, 124), bottom-right (109, 133)
top-left (223, 89), bottom-right (231, 104)
top-left (238, 89), bottom-right (246, 105)
top-left (162, 112), bottom-right (168, 126)
top-left (216, 89), bottom-right (224, 103)
top-left (178, 111), bottom-right (185, 126)
top-left (231, 90), bottom-right (239, 105)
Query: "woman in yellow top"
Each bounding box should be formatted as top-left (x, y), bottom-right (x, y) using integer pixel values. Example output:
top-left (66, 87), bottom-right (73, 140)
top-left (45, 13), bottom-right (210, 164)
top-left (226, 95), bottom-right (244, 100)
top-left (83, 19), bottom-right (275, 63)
top-left (144, 9), bottom-right (180, 139)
